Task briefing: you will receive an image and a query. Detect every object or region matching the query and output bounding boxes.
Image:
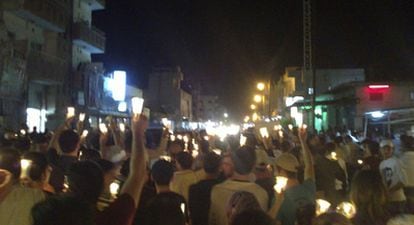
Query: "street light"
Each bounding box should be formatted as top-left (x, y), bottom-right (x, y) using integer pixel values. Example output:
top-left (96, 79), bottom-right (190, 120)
top-left (253, 95), bottom-right (262, 103)
top-left (250, 104), bottom-right (256, 110)
top-left (257, 82), bottom-right (265, 91)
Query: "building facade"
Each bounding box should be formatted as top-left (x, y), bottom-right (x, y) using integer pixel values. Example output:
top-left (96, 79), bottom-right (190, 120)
top-left (0, 0), bottom-right (110, 131)
top-left (144, 66), bottom-right (192, 122)
top-left (0, 0), bottom-right (72, 131)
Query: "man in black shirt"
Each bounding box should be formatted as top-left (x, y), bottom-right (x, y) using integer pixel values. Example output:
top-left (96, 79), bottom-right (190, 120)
top-left (143, 160), bottom-right (188, 225)
top-left (189, 152), bottom-right (222, 225)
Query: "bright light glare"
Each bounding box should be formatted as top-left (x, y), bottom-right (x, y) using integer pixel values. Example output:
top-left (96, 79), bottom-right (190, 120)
top-left (224, 113), bottom-right (228, 118)
top-left (240, 135), bottom-right (247, 146)
top-left (66, 107), bottom-right (75, 118)
top-left (110, 182), bottom-right (120, 196)
top-left (131, 97), bottom-right (144, 114)
top-left (316, 199), bottom-right (332, 216)
top-left (119, 123), bottom-right (125, 132)
top-left (259, 127), bottom-right (269, 138)
top-left (112, 71), bottom-right (126, 101)
top-left (368, 84), bottom-right (389, 89)
top-left (257, 82), bottom-right (265, 91)
top-left (336, 202), bottom-right (356, 219)
top-left (371, 111), bottom-right (385, 118)
top-left (254, 95), bottom-right (262, 103)
top-left (99, 123), bottom-right (108, 133)
top-left (180, 203), bottom-right (185, 214)
top-left (274, 176), bottom-right (288, 193)
top-left (81, 130), bottom-right (89, 138)
top-left (118, 102), bottom-right (127, 112)
top-left (250, 104), bottom-right (256, 110)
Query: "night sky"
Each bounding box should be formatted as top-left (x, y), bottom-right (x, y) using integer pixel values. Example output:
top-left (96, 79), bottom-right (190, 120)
top-left (93, 0), bottom-right (414, 119)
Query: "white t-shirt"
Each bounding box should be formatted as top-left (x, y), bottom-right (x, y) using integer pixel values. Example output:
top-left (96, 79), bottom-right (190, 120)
top-left (379, 157), bottom-right (406, 202)
top-left (0, 184), bottom-right (45, 225)
top-left (401, 152), bottom-right (414, 187)
top-left (209, 180), bottom-right (269, 225)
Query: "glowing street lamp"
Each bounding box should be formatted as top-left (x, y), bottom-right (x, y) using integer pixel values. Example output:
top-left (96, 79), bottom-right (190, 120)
top-left (253, 95), bottom-right (262, 103)
top-left (250, 104), bottom-right (256, 110)
top-left (257, 82), bottom-right (265, 91)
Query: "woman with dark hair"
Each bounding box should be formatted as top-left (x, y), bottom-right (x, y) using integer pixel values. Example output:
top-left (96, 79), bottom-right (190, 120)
top-left (350, 170), bottom-right (390, 225)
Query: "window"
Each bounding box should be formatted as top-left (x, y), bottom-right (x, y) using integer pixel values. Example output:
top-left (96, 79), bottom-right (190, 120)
top-left (369, 93), bottom-right (383, 101)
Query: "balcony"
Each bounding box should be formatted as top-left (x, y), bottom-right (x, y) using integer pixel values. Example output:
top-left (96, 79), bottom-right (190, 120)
top-left (72, 21), bottom-right (106, 54)
top-left (81, 0), bottom-right (105, 11)
top-left (1, 0), bottom-right (69, 33)
top-left (26, 51), bottom-right (68, 85)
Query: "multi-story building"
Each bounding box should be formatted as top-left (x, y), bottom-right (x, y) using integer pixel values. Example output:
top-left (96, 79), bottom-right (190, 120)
top-left (0, 0), bottom-right (107, 131)
top-left (275, 67), bottom-right (365, 131)
top-left (144, 66), bottom-right (192, 122)
top-left (0, 0), bottom-right (71, 130)
top-left (71, 0), bottom-right (107, 124)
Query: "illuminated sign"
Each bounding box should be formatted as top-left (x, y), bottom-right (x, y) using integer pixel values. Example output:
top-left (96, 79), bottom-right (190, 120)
top-left (368, 85), bottom-right (389, 89)
top-left (111, 71), bottom-right (126, 101)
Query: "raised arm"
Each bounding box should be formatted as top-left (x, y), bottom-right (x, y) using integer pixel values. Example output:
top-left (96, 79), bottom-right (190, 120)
top-left (299, 127), bottom-right (315, 181)
top-left (120, 114), bottom-right (148, 206)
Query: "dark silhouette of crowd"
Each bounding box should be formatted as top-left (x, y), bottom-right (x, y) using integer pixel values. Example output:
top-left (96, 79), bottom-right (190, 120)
top-left (0, 115), bottom-right (413, 225)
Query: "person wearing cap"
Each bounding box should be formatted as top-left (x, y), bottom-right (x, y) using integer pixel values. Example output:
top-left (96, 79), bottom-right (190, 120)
top-left (271, 127), bottom-right (316, 225)
top-left (379, 139), bottom-right (407, 216)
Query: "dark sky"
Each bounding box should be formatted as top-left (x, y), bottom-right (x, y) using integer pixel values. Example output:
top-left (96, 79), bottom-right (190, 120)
top-left (93, 0), bottom-right (414, 119)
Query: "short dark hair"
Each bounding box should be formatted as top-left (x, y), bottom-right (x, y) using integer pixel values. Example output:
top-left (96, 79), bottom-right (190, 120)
top-left (151, 160), bottom-right (174, 186)
top-left (0, 148), bottom-right (21, 179)
top-left (58, 130), bottom-right (80, 153)
top-left (176, 151), bottom-right (193, 170)
top-left (23, 152), bottom-right (48, 182)
top-left (232, 146), bottom-right (256, 175)
top-left (203, 152), bottom-right (221, 174)
top-left (32, 195), bottom-right (94, 225)
top-left (67, 161), bottom-right (104, 203)
top-left (368, 141), bottom-right (380, 156)
top-left (95, 159), bottom-right (115, 173)
top-left (231, 209), bottom-right (275, 225)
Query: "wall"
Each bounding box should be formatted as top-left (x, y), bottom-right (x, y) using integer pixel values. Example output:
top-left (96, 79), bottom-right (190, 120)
top-left (73, 0), bottom-right (92, 24)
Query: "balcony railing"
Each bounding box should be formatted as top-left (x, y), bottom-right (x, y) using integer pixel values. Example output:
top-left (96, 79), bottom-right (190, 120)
top-left (1, 0), bottom-right (69, 32)
top-left (81, 0), bottom-right (105, 10)
top-left (26, 51), bottom-right (68, 84)
top-left (72, 21), bottom-right (106, 54)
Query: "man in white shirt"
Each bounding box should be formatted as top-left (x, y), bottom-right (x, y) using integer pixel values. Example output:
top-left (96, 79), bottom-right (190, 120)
top-left (379, 140), bottom-right (407, 215)
top-left (0, 148), bottom-right (45, 225)
top-left (209, 146), bottom-right (268, 225)
top-left (400, 135), bottom-right (414, 214)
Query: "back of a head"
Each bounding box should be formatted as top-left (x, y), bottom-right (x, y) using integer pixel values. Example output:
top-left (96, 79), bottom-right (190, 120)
top-left (67, 161), bottom-right (104, 203)
top-left (368, 141), bottom-right (380, 156)
top-left (227, 191), bottom-right (262, 219)
top-left (313, 213), bottom-right (353, 225)
top-left (32, 195), bottom-right (94, 225)
top-left (23, 152), bottom-right (48, 182)
top-left (203, 152), bottom-right (221, 174)
top-left (232, 146), bottom-right (256, 175)
top-left (400, 135), bottom-right (414, 150)
top-left (58, 130), bottom-right (80, 154)
top-left (0, 148), bottom-right (21, 179)
top-left (95, 159), bottom-right (115, 173)
top-left (231, 209), bottom-right (275, 225)
top-left (175, 151), bottom-right (193, 170)
top-left (151, 159), bottom-right (174, 186)
top-left (350, 170), bottom-right (388, 220)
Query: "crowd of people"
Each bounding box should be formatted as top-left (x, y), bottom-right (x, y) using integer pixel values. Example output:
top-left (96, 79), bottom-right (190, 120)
top-left (0, 114), bottom-right (413, 225)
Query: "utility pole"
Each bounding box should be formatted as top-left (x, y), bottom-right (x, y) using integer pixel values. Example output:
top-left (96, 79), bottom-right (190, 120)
top-left (303, 0), bottom-right (315, 131)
